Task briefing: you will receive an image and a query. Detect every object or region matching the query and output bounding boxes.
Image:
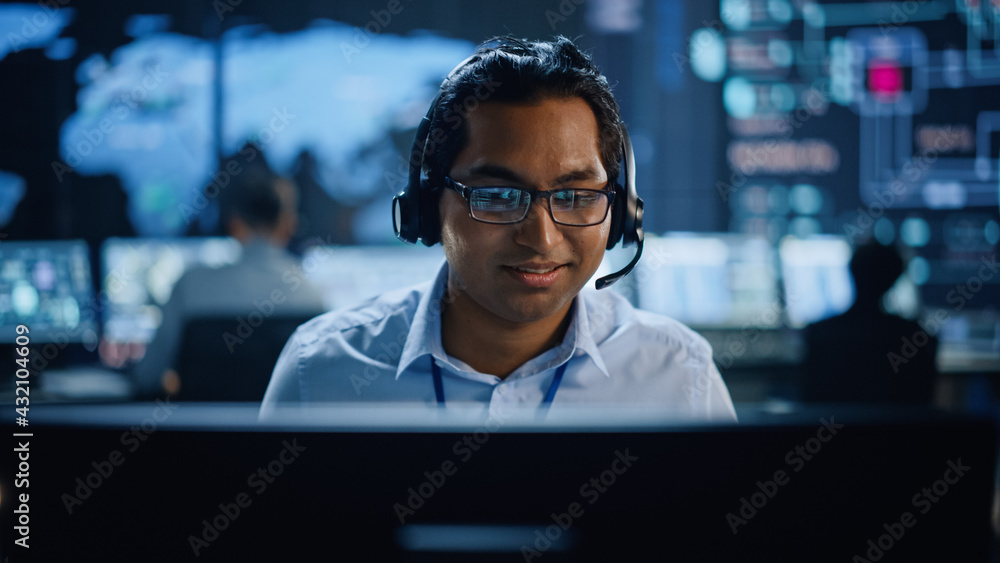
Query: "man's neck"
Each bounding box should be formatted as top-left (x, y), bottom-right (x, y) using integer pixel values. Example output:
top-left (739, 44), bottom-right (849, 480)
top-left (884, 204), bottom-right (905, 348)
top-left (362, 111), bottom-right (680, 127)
top-left (439, 291), bottom-right (573, 379)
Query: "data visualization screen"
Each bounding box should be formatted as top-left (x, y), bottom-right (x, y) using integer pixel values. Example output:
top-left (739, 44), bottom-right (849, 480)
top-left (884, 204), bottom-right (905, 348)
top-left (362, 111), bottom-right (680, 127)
top-left (0, 240), bottom-right (97, 343)
top-left (695, 0), bottom-right (1000, 311)
top-left (100, 237), bottom-right (242, 344)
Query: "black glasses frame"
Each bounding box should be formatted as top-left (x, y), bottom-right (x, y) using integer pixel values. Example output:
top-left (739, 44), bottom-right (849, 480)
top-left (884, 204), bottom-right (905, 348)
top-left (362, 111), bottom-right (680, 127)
top-left (442, 176), bottom-right (615, 226)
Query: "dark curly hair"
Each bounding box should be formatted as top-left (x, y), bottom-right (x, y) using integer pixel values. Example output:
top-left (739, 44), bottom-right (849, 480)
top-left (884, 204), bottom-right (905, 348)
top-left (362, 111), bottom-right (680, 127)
top-left (421, 36), bottom-right (624, 187)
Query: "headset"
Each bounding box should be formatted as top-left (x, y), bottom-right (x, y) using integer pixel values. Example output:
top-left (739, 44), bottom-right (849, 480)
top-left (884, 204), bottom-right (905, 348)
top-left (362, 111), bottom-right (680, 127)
top-left (392, 55), bottom-right (644, 290)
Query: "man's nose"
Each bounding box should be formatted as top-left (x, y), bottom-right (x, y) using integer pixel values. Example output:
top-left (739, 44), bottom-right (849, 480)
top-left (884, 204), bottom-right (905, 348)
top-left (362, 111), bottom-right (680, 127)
top-left (513, 198), bottom-right (564, 252)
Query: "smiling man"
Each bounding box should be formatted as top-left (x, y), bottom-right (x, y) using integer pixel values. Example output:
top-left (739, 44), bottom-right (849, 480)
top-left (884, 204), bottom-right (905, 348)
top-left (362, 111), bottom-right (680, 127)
top-left (260, 37), bottom-right (736, 421)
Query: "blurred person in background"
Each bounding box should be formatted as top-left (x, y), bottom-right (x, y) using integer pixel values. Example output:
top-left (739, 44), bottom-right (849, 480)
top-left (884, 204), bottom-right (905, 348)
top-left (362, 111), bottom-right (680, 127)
top-left (801, 240), bottom-right (938, 405)
top-left (132, 146), bottom-right (325, 398)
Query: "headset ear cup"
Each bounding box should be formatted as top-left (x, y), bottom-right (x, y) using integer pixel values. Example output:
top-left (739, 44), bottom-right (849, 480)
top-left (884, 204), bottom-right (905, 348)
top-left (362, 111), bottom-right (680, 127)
top-left (623, 196), bottom-right (643, 246)
top-left (417, 179), bottom-right (442, 246)
top-left (605, 183), bottom-right (625, 250)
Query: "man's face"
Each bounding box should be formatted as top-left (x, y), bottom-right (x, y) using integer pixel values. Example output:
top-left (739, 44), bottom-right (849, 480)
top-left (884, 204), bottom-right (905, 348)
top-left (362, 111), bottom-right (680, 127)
top-left (439, 96), bottom-right (611, 325)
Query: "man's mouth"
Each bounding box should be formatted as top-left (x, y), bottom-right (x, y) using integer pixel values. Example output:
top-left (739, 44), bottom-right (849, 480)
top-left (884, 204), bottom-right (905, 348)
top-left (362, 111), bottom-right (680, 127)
top-left (512, 266), bottom-right (560, 274)
top-left (504, 263), bottom-right (567, 287)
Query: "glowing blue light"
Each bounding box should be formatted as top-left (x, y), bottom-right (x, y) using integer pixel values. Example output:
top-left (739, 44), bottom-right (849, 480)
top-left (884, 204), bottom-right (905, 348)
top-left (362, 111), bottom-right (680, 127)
top-left (907, 256), bottom-right (930, 285)
top-left (985, 220), bottom-right (1000, 245)
top-left (723, 77), bottom-right (757, 119)
top-left (768, 39), bottom-right (794, 68)
top-left (690, 28), bottom-right (727, 82)
top-left (900, 217), bottom-right (931, 247)
top-left (874, 217), bottom-right (896, 245)
top-left (721, 0), bottom-right (752, 30)
top-left (789, 184), bottom-right (823, 215)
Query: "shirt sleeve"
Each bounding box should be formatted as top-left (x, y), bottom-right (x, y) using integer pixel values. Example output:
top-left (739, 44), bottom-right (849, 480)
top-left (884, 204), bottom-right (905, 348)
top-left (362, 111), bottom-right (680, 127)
top-left (704, 360), bottom-right (739, 422)
top-left (259, 328), bottom-right (303, 420)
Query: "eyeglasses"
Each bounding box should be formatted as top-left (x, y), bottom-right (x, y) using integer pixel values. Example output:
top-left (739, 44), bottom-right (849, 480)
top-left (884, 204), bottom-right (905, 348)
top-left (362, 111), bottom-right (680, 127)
top-left (443, 177), bottom-right (615, 226)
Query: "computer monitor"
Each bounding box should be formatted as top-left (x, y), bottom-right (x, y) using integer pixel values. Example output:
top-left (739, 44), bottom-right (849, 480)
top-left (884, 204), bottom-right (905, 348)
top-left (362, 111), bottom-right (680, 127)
top-left (302, 245), bottom-right (445, 311)
top-left (780, 236), bottom-right (922, 328)
top-left (635, 233), bottom-right (780, 328)
top-left (0, 240), bottom-right (97, 343)
top-left (779, 236), bottom-right (856, 328)
top-left (100, 237), bottom-right (242, 343)
top-left (12, 404), bottom-right (997, 562)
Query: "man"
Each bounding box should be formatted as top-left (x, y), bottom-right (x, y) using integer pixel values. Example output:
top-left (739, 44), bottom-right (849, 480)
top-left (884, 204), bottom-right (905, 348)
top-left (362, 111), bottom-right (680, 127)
top-left (133, 151), bottom-right (325, 398)
top-left (261, 37), bottom-right (736, 421)
top-left (802, 240), bottom-right (938, 404)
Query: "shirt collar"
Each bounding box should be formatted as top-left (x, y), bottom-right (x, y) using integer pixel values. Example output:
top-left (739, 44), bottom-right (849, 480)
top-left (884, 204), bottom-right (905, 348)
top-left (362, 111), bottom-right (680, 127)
top-left (568, 290), bottom-right (611, 378)
top-left (396, 262), bottom-right (450, 379)
top-left (395, 261), bottom-right (611, 380)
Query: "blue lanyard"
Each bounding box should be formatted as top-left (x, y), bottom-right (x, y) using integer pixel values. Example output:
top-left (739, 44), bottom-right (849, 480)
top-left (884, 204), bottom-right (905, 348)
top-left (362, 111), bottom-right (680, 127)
top-left (430, 358), bottom-right (568, 407)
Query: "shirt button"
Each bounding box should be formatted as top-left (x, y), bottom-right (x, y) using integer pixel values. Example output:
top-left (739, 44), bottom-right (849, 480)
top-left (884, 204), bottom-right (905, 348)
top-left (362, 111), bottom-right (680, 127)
top-left (497, 384), bottom-right (506, 395)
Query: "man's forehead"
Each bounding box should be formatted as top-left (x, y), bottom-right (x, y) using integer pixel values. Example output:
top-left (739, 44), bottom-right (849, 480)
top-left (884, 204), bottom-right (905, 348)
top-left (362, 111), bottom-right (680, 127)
top-left (463, 162), bottom-right (605, 186)
top-left (454, 97), bottom-right (605, 184)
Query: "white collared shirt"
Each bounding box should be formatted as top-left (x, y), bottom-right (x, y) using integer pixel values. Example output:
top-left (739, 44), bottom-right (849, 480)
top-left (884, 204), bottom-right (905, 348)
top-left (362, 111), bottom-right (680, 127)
top-left (260, 262), bottom-right (737, 422)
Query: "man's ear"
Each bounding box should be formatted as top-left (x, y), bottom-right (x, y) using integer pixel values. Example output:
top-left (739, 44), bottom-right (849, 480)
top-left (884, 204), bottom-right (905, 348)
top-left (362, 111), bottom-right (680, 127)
top-left (275, 210), bottom-right (298, 245)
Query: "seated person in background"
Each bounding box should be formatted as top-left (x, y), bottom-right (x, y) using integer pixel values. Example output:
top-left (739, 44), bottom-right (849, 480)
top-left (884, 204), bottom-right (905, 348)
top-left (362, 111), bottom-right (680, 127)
top-left (132, 152), bottom-right (325, 398)
top-left (261, 36), bottom-right (736, 421)
top-left (801, 240), bottom-right (938, 405)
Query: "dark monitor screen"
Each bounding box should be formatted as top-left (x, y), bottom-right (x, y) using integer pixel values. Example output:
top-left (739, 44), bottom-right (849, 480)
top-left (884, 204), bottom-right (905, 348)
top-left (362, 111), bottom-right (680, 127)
top-left (100, 237), bottom-right (242, 344)
top-left (7, 404), bottom-right (995, 562)
top-left (0, 240), bottom-right (97, 343)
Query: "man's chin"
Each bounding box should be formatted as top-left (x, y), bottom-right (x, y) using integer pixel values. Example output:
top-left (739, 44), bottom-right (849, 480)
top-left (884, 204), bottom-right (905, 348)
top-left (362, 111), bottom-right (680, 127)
top-left (493, 295), bottom-right (575, 326)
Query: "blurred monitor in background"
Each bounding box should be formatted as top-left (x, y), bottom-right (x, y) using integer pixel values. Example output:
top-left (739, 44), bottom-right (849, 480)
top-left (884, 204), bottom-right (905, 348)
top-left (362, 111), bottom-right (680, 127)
top-left (635, 233), bottom-right (780, 329)
top-left (100, 236), bottom-right (243, 352)
top-left (779, 235), bottom-right (856, 328)
top-left (0, 239), bottom-right (98, 345)
top-left (780, 235), bottom-right (921, 327)
top-left (302, 244), bottom-right (445, 312)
